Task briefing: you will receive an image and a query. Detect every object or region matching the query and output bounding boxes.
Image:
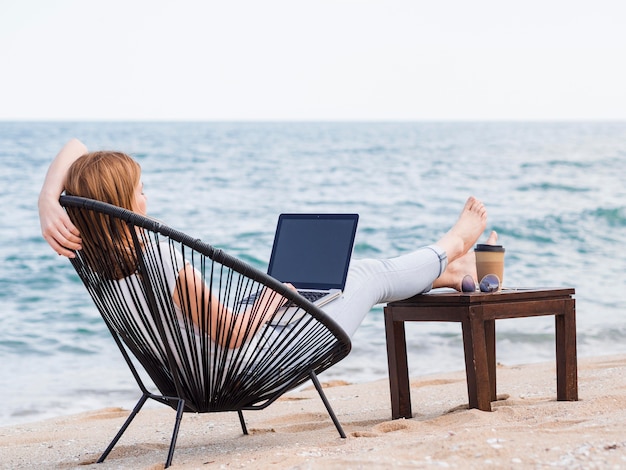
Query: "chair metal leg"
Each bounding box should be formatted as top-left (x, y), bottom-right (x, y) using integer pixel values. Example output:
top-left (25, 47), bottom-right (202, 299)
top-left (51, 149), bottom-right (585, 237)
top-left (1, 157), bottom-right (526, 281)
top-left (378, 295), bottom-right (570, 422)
top-left (309, 371), bottom-right (346, 438)
top-left (98, 393), bottom-right (149, 463)
top-left (97, 393), bottom-right (185, 469)
top-left (237, 410), bottom-right (249, 435)
top-left (164, 398), bottom-right (186, 468)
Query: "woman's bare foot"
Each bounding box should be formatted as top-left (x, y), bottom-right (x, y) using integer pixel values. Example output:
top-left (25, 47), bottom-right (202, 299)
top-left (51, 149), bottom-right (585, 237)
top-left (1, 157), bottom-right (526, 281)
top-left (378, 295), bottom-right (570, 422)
top-left (433, 230), bottom-right (498, 291)
top-left (435, 196), bottom-right (487, 264)
top-left (484, 230), bottom-right (498, 245)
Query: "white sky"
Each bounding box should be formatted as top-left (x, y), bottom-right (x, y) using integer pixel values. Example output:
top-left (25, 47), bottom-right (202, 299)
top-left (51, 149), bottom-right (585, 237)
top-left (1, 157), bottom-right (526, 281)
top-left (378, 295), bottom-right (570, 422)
top-left (1, 0), bottom-right (625, 121)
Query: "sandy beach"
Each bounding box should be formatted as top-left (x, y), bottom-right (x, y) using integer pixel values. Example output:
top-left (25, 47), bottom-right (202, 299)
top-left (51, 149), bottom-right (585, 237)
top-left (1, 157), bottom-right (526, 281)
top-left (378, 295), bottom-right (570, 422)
top-left (2, 354), bottom-right (626, 469)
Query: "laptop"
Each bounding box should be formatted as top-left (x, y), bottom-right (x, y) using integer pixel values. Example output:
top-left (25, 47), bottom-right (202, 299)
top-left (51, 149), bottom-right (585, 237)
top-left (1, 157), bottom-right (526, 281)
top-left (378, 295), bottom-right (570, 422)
top-left (243, 213), bottom-right (359, 324)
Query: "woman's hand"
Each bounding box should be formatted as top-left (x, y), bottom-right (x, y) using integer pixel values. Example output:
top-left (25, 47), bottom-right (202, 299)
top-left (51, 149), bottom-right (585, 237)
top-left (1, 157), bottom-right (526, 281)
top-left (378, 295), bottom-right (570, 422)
top-left (38, 193), bottom-right (82, 257)
top-left (264, 282), bottom-right (297, 313)
top-left (38, 138), bottom-right (87, 258)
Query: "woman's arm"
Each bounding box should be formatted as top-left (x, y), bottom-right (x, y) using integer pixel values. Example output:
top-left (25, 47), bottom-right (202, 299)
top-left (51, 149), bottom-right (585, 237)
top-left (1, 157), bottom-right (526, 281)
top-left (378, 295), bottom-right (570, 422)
top-left (174, 265), bottom-right (293, 349)
top-left (38, 138), bottom-right (87, 257)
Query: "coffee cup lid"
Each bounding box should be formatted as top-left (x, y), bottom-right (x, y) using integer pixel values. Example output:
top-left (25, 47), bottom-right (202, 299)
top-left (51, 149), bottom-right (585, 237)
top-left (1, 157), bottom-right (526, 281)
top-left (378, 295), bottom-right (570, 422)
top-left (474, 244), bottom-right (505, 252)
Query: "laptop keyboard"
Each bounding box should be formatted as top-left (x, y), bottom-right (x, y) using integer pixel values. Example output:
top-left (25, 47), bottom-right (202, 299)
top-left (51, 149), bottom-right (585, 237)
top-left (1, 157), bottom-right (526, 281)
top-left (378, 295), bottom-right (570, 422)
top-left (297, 291), bottom-right (326, 303)
top-left (242, 290), bottom-right (326, 306)
top-left (280, 290), bottom-right (326, 309)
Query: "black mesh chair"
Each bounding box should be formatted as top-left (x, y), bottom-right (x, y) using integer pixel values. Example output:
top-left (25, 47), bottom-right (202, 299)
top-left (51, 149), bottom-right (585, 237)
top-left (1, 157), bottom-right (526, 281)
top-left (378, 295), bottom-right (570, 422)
top-left (60, 196), bottom-right (351, 468)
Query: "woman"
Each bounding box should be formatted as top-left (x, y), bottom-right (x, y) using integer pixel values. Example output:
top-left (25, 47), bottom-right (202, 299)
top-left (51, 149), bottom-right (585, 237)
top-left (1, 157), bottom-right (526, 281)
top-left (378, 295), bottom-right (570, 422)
top-left (39, 138), bottom-right (496, 341)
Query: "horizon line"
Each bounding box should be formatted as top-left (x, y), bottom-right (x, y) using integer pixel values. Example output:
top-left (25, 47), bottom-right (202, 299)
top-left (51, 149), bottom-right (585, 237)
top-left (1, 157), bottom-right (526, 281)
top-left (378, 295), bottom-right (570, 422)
top-left (2, 118), bottom-right (626, 123)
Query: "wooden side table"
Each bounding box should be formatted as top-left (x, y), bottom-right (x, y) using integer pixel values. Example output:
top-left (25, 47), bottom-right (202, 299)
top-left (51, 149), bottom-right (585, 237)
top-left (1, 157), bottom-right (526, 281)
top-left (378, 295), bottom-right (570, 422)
top-left (384, 288), bottom-right (577, 418)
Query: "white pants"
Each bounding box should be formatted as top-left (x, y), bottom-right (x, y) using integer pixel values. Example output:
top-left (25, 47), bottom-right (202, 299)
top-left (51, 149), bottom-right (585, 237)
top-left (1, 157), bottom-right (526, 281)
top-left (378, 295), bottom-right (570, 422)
top-left (323, 245), bottom-right (448, 337)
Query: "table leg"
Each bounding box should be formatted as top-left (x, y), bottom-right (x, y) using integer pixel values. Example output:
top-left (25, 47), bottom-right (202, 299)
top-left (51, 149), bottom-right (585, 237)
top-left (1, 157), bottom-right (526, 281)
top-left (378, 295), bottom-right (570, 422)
top-left (462, 308), bottom-right (493, 411)
top-left (555, 298), bottom-right (578, 401)
top-left (485, 319), bottom-right (497, 401)
top-left (385, 309), bottom-right (412, 419)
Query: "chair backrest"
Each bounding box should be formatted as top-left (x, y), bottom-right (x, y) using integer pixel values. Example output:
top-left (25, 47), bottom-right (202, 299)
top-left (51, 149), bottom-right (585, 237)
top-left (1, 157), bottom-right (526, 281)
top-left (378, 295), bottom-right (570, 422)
top-left (60, 195), bottom-right (351, 413)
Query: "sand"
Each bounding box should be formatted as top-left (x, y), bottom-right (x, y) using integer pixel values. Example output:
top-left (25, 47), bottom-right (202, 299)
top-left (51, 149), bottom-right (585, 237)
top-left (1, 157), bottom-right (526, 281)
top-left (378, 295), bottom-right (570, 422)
top-left (2, 354), bottom-right (626, 469)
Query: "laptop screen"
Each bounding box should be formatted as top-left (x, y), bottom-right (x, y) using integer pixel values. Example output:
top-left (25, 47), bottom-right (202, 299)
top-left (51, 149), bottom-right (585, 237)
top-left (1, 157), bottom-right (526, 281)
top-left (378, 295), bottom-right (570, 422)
top-left (267, 214), bottom-right (359, 290)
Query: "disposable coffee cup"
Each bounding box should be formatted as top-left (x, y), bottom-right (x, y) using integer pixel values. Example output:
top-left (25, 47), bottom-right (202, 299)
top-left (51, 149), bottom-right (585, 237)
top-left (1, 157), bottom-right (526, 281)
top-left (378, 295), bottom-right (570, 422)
top-left (474, 244), bottom-right (505, 289)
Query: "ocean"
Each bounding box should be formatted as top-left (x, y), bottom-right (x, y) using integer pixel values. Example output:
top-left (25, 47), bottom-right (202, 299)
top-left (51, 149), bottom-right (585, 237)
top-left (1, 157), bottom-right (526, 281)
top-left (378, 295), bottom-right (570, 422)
top-left (1, 121), bottom-right (625, 427)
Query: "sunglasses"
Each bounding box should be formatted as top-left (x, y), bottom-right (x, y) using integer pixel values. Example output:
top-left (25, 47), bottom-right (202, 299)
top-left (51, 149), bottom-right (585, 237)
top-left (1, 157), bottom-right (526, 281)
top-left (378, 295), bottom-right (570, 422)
top-left (461, 274), bottom-right (501, 293)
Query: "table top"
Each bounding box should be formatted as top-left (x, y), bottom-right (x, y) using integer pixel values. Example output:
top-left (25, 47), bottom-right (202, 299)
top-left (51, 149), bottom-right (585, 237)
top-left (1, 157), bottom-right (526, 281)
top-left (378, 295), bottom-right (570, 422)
top-left (387, 287), bottom-right (575, 307)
